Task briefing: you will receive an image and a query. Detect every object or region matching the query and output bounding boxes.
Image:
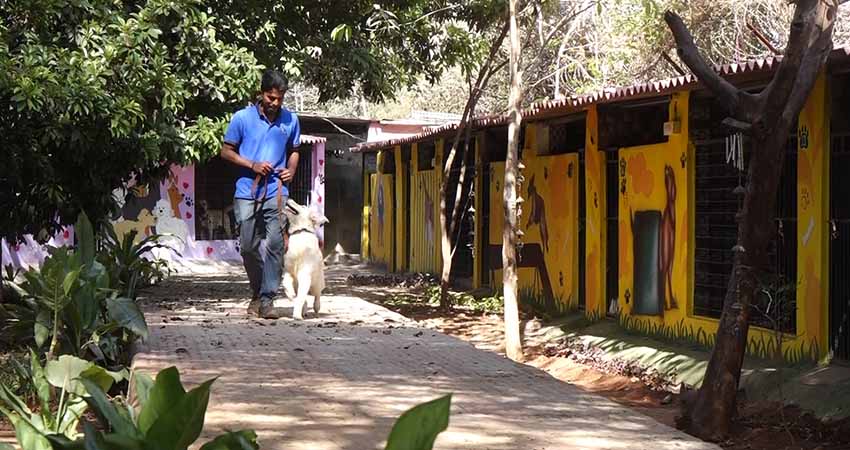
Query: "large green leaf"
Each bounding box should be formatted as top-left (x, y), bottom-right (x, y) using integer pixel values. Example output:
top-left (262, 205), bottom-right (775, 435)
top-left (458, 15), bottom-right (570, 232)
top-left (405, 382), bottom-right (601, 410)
top-left (76, 212), bottom-right (96, 266)
top-left (199, 430), bottom-right (259, 450)
top-left (34, 309), bottom-right (51, 348)
top-left (45, 355), bottom-right (94, 396)
top-left (384, 394), bottom-right (452, 450)
top-left (62, 269), bottom-right (81, 297)
top-left (106, 297), bottom-right (149, 340)
top-left (56, 399), bottom-right (89, 438)
top-left (144, 378), bottom-right (215, 450)
top-left (11, 415), bottom-right (52, 450)
top-left (137, 367), bottom-right (185, 435)
top-left (0, 384), bottom-right (33, 418)
top-left (29, 350), bottom-right (51, 413)
top-left (79, 366), bottom-right (117, 394)
top-left (133, 372), bottom-right (155, 410)
top-left (79, 379), bottom-right (140, 439)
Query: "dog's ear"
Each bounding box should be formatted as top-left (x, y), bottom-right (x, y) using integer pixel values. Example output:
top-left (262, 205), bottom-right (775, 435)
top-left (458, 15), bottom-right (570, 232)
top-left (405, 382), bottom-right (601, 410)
top-left (310, 210), bottom-right (329, 226)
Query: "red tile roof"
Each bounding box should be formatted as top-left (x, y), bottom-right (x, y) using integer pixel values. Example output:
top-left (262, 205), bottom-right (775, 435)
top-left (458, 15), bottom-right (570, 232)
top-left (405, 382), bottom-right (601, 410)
top-left (352, 46), bottom-right (850, 153)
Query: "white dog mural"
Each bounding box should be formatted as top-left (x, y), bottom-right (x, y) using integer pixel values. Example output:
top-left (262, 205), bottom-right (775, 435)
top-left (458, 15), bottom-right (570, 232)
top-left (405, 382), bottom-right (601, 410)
top-left (152, 199), bottom-right (188, 250)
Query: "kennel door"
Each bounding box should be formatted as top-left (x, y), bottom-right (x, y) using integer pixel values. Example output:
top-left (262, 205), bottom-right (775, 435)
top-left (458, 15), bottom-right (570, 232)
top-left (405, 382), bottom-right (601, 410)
top-left (632, 210), bottom-right (663, 315)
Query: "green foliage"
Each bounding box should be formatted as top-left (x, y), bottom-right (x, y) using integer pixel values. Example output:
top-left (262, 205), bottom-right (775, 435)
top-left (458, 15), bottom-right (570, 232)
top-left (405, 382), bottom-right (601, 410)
top-left (385, 394), bottom-right (452, 450)
top-left (0, 352), bottom-right (122, 446)
top-left (0, 0), bottom-right (265, 244)
top-left (0, 0), bottom-right (505, 244)
top-left (6, 212), bottom-right (149, 367)
top-left (44, 366), bottom-right (257, 450)
top-left (421, 285), bottom-right (504, 313)
top-left (97, 222), bottom-right (176, 300)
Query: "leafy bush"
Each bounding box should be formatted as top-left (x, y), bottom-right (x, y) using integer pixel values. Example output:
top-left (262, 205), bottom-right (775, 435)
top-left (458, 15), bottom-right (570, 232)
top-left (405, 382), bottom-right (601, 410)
top-left (45, 366), bottom-right (258, 450)
top-left (0, 352), bottom-right (125, 449)
top-left (96, 222), bottom-right (177, 300)
top-left (3, 213), bottom-right (149, 367)
top-left (424, 285), bottom-right (504, 314)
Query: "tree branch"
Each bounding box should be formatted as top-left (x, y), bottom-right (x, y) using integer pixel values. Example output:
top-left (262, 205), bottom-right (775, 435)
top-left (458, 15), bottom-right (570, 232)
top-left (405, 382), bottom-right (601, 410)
top-left (664, 11), bottom-right (751, 118)
top-left (768, 0), bottom-right (837, 125)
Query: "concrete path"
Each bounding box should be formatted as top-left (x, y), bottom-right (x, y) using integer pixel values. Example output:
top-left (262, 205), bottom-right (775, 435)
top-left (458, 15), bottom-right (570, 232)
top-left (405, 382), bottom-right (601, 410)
top-left (133, 263), bottom-right (719, 450)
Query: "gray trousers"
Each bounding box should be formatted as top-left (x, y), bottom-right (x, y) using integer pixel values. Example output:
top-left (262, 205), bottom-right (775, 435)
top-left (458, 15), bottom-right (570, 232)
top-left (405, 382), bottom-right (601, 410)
top-left (233, 197), bottom-right (287, 302)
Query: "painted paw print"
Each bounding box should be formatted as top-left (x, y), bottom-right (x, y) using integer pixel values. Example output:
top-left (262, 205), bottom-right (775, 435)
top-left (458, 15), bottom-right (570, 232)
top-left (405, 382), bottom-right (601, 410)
top-left (184, 198), bottom-right (194, 207)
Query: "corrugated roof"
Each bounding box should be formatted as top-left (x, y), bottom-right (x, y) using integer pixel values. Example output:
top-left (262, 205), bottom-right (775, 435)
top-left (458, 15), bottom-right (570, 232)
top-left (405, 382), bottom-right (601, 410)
top-left (301, 134), bottom-right (326, 145)
top-left (352, 46), bottom-right (850, 153)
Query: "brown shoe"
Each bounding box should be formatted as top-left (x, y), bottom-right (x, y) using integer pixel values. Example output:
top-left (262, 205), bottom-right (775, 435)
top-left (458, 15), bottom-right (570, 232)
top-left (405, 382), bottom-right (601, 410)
top-left (247, 294), bottom-right (261, 317)
top-left (258, 301), bottom-right (283, 319)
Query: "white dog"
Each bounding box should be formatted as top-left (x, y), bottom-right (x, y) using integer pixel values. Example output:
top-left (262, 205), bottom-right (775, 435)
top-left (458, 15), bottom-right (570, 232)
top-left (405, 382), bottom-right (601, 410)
top-left (281, 199), bottom-right (329, 319)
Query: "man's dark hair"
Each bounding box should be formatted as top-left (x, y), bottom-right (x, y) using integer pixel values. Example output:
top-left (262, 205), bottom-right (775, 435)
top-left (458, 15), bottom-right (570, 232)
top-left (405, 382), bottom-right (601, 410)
top-left (261, 70), bottom-right (289, 92)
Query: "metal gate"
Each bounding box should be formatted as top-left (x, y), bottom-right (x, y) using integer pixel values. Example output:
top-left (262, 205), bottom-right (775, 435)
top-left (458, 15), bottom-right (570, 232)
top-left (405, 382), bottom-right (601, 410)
top-left (693, 136), bottom-right (797, 332)
top-left (289, 147), bottom-right (313, 206)
top-left (447, 140), bottom-right (475, 280)
top-left (830, 133), bottom-right (850, 359)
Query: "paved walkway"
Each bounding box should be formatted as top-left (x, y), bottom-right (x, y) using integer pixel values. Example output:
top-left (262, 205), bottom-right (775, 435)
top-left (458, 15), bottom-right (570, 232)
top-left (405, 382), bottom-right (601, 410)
top-left (132, 263), bottom-right (719, 450)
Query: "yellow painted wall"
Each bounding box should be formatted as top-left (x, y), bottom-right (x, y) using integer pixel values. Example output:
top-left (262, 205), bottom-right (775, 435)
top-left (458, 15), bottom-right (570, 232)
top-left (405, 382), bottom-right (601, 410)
top-left (361, 156), bottom-right (371, 260)
top-left (369, 170), bottom-right (394, 268)
top-left (617, 92), bottom-right (693, 328)
top-left (584, 106), bottom-right (607, 317)
top-left (394, 146), bottom-right (408, 272)
top-left (473, 133), bottom-right (485, 289)
top-left (796, 72), bottom-right (830, 361)
top-left (489, 161), bottom-right (506, 288)
top-left (613, 89), bottom-right (827, 363)
top-left (410, 143), bottom-right (440, 273)
top-left (435, 140), bottom-right (445, 272)
top-left (488, 124), bottom-right (581, 314)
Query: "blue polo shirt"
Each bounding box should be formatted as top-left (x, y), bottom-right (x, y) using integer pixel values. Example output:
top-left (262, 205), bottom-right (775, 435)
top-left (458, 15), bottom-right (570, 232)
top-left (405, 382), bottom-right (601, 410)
top-left (224, 104), bottom-right (300, 200)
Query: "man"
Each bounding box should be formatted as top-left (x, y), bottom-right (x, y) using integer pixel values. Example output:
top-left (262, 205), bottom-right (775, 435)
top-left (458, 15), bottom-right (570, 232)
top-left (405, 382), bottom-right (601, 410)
top-left (220, 70), bottom-right (300, 318)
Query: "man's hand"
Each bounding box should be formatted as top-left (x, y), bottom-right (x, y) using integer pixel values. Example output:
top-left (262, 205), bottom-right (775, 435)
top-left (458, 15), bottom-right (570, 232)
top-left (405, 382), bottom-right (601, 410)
top-left (252, 161), bottom-right (274, 176)
top-left (276, 168), bottom-right (295, 182)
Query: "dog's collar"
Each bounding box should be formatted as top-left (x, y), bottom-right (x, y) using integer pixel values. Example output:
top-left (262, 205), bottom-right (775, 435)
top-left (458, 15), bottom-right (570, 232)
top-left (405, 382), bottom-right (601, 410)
top-left (287, 227), bottom-right (315, 237)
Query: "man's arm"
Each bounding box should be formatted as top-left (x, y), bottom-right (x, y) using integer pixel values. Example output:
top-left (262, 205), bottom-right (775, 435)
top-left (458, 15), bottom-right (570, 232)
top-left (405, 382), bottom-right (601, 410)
top-left (277, 147), bottom-right (300, 182)
top-left (221, 142), bottom-right (273, 176)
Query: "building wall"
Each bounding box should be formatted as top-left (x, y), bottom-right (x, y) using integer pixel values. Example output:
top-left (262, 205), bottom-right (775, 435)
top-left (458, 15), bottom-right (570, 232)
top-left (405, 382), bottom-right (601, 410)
top-left (321, 132), bottom-right (365, 255)
top-left (107, 142), bottom-right (325, 262)
top-left (367, 149), bottom-right (395, 269)
top-left (360, 84), bottom-right (834, 363)
top-left (584, 106), bottom-right (607, 316)
top-left (408, 143), bottom-right (441, 273)
top-left (486, 144), bottom-right (580, 315)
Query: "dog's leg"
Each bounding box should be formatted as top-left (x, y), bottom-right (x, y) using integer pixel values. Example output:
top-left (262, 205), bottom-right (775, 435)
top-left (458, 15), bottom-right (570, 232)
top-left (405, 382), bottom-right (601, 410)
top-left (282, 272), bottom-right (296, 300)
top-left (293, 269), bottom-right (312, 320)
top-left (311, 272), bottom-right (324, 315)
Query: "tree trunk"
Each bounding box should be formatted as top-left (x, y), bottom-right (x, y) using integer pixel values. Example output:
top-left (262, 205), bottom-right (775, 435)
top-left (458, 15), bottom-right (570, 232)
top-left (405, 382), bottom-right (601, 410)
top-left (665, 0), bottom-right (836, 440)
top-left (503, 0), bottom-right (523, 362)
top-left (438, 20), bottom-right (510, 309)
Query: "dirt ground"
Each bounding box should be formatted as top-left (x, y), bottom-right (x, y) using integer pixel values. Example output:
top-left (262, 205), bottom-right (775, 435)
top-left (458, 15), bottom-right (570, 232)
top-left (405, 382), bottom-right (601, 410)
top-left (346, 275), bottom-right (850, 450)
